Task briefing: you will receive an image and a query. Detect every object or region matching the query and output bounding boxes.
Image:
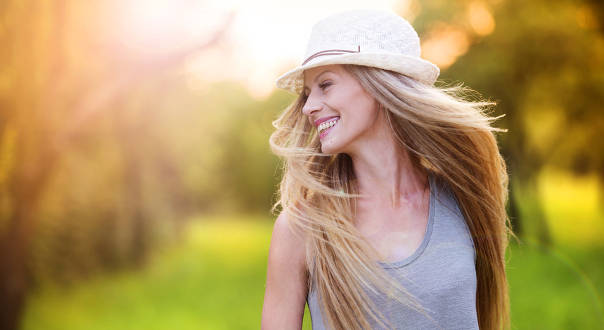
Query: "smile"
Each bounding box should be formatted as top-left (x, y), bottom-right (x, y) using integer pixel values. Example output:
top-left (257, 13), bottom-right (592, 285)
top-left (318, 117), bottom-right (339, 138)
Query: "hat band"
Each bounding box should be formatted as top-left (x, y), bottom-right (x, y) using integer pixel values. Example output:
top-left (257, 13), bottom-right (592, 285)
top-left (301, 45), bottom-right (361, 65)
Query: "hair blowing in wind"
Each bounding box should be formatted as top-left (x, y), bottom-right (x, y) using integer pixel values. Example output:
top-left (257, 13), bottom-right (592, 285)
top-left (269, 64), bottom-right (516, 330)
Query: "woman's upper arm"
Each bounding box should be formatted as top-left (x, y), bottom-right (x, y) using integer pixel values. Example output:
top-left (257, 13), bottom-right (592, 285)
top-left (261, 211), bottom-right (309, 330)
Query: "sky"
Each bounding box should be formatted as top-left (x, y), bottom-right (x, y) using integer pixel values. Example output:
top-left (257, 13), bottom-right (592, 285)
top-left (179, 0), bottom-right (411, 98)
top-left (111, 0), bottom-right (494, 99)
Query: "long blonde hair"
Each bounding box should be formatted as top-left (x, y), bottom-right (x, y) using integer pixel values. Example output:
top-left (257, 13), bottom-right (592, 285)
top-left (269, 64), bottom-right (515, 330)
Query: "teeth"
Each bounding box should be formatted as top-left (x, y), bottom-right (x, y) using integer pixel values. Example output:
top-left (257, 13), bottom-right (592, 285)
top-left (318, 118), bottom-right (339, 133)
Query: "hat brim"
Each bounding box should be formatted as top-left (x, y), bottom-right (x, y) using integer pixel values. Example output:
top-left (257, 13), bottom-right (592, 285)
top-left (275, 52), bottom-right (440, 95)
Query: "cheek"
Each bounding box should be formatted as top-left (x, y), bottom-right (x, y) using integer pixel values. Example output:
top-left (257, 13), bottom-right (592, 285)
top-left (347, 96), bottom-right (379, 129)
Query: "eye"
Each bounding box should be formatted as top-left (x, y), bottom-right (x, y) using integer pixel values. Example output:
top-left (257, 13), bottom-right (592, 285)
top-left (319, 81), bottom-right (332, 90)
top-left (301, 81), bottom-right (331, 98)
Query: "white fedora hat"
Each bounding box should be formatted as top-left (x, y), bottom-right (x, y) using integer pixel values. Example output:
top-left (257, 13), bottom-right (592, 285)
top-left (275, 9), bottom-right (440, 95)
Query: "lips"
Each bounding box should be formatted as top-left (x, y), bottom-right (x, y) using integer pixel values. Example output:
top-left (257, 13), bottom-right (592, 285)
top-left (318, 117), bottom-right (339, 139)
top-left (314, 115), bottom-right (340, 127)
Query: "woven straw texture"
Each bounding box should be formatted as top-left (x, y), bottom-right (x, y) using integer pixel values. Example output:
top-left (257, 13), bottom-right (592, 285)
top-left (275, 9), bottom-right (440, 95)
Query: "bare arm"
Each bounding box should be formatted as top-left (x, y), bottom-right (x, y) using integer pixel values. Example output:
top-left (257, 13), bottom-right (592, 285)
top-left (261, 211), bottom-right (309, 330)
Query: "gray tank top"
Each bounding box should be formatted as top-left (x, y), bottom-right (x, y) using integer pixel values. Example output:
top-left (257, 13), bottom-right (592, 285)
top-left (306, 173), bottom-right (479, 329)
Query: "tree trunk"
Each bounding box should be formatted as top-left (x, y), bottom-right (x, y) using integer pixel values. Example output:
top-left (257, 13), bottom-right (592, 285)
top-left (509, 160), bottom-right (552, 247)
top-left (0, 207), bottom-right (32, 330)
top-left (507, 177), bottom-right (523, 238)
top-left (0, 166), bottom-right (52, 330)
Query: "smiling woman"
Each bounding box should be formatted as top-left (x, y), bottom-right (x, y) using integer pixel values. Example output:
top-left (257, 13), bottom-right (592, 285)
top-left (301, 65), bottom-right (384, 155)
top-left (262, 9), bottom-right (514, 330)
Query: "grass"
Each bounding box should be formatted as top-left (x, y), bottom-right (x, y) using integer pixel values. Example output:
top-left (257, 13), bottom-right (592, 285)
top-left (507, 239), bottom-right (604, 329)
top-left (22, 214), bottom-right (604, 330)
top-left (22, 215), bottom-right (311, 330)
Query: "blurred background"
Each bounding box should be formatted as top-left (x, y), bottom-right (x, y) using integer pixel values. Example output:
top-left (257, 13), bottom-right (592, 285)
top-left (0, 0), bottom-right (602, 329)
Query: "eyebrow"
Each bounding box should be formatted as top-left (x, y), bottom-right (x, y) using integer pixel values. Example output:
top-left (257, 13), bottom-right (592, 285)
top-left (303, 70), bottom-right (334, 93)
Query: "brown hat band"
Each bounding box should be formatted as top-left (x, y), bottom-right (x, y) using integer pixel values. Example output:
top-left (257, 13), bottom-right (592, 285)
top-left (301, 45), bottom-right (361, 65)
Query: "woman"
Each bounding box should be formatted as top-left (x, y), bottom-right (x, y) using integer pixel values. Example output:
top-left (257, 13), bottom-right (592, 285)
top-left (262, 9), bottom-right (515, 330)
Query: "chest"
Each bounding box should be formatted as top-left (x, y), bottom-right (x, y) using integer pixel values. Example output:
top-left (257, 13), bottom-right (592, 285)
top-left (353, 194), bottom-right (430, 264)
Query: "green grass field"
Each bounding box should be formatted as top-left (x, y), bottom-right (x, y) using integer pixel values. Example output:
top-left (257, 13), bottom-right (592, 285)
top-left (21, 214), bottom-right (604, 330)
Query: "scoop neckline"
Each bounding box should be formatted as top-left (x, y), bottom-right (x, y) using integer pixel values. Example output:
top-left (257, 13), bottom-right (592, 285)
top-left (377, 173), bottom-right (435, 269)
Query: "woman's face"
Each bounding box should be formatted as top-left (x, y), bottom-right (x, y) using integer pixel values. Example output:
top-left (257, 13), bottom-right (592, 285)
top-left (302, 64), bottom-right (382, 155)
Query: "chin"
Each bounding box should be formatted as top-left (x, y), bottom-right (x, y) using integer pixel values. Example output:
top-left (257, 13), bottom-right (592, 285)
top-left (320, 145), bottom-right (336, 154)
top-left (320, 138), bottom-right (346, 155)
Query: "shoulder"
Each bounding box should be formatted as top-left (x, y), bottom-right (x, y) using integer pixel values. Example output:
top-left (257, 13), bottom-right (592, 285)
top-left (269, 211), bottom-right (308, 275)
top-left (262, 211), bottom-right (309, 328)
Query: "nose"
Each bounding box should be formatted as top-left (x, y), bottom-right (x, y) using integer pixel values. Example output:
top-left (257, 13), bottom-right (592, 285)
top-left (301, 92), bottom-right (323, 117)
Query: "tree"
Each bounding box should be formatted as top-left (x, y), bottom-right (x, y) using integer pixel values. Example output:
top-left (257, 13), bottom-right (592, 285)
top-left (0, 2), bottom-right (234, 328)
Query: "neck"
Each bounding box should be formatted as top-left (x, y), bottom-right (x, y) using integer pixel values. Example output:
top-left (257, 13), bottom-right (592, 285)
top-left (348, 121), bottom-right (428, 209)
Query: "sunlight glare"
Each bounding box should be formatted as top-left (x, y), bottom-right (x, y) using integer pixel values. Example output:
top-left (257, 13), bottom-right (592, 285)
top-left (186, 0), bottom-right (404, 98)
top-left (111, 0), bottom-right (232, 57)
top-left (421, 23), bottom-right (470, 70)
top-left (467, 1), bottom-right (495, 36)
